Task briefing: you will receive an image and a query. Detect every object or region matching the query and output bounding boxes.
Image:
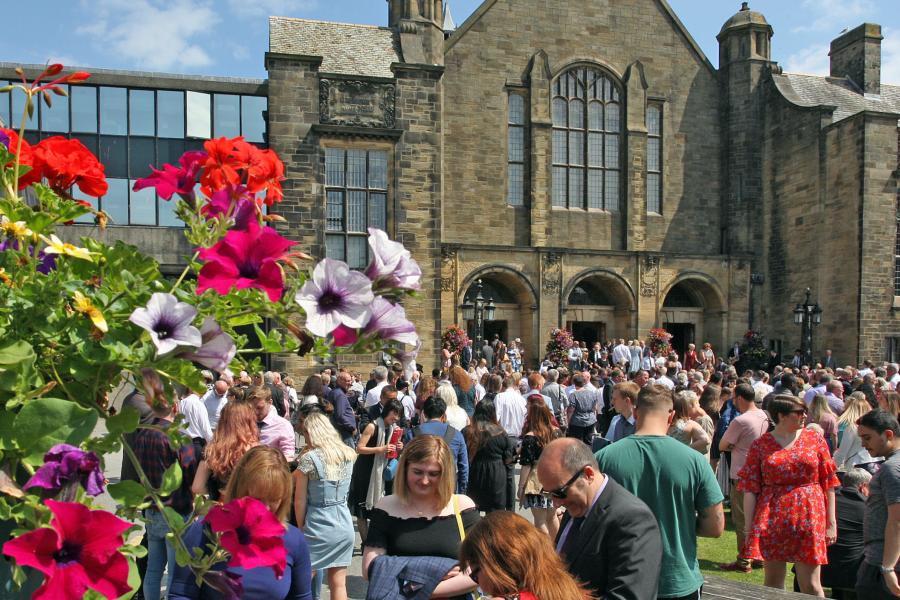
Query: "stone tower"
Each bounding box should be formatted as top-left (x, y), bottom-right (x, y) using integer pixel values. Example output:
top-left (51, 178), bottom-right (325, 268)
top-left (387, 0), bottom-right (445, 66)
top-left (717, 2), bottom-right (772, 257)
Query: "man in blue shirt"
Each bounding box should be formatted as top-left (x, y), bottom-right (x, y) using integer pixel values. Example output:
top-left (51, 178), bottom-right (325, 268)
top-left (414, 396), bottom-right (469, 493)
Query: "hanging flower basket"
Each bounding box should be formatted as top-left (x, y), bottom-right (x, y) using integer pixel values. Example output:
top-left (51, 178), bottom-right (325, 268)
top-left (545, 327), bottom-right (575, 366)
top-left (441, 324), bottom-right (469, 354)
top-left (648, 327), bottom-right (673, 355)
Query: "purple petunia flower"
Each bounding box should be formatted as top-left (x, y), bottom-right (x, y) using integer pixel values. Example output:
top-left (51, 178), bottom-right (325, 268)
top-left (24, 444), bottom-right (105, 497)
top-left (129, 292), bottom-right (202, 356)
top-left (203, 571), bottom-right (244, 600)
top-left (0, 239), bottom-right (58, 274)
top-left (202, 184), bottom-right (258, 231)
top-left (363, 297), bottom-right (418, 346)
top-left (294, 258), bottom-right (374, 337)
top-left (0, 131), bottom-right (10, 150)
top-left (181, 316), bottom-right (237, 372)
top-left (364, 228), bottom-right (422, 292)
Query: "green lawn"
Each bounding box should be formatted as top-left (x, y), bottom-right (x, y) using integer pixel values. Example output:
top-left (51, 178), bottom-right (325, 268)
top-left (698, 508), bottom-right (766, 586)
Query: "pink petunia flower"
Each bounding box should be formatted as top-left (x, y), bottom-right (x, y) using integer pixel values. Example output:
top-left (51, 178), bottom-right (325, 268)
top-left (2, 500), bottom-right (132, 600)
top-left (133, 150), bottom-right (207, 206)
top-left (197, 221), bottom-right (296, 302)
top-left (206, 496), bottom-right (287, 579)
top-left (201, 184), bottom-right (259, 231)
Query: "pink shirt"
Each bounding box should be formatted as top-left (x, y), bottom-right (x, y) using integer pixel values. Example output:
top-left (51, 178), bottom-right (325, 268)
top-left (260, 405), bottom-right (296, 460)
top-left (721, 409), bottom-right (770, 479)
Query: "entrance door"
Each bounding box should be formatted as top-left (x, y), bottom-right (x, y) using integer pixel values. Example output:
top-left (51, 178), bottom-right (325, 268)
top-left (567, 321), bottom-right (606, 346)
top-left (469, 320), bottom-right (509, 348)
top-left (664, 322), bottom-right (695, 358)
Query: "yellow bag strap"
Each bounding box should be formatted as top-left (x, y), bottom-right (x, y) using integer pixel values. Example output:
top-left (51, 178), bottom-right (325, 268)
top-left (453, 494), bottom-right (466, 541)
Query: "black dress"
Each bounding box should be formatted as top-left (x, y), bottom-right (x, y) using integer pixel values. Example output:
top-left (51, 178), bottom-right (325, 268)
top-left (348, 425), bottom-right (378, 519)
top-left (466, 428), bottom-right (516, 512)
top-left (366, 507), bottom-right (481, 558)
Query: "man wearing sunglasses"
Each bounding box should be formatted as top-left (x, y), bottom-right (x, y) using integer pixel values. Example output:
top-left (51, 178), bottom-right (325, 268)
top-left (537, 438), bottom-right (662, 600)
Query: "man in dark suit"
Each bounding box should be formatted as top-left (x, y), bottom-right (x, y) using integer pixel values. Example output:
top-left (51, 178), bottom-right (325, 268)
top-left (461, 340), bottom-right (473, 370)
top-left (822, 348), bottom-right (837, 370)
top-left (537, 438), bottom-right (662, 600)
top-left (481, 340), bottom-right (494, 370)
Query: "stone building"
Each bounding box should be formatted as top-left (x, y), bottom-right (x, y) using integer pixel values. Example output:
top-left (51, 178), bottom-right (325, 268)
top-left (4, 0), bottom-right (900, 370)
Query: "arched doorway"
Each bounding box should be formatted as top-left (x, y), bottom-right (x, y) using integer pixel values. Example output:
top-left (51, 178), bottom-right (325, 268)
top-left (660, 275), bottom-right (726, 358)
top-left (460, 267), bottom-right (538, 368)
top-left (563, 270), bottom-right (635, 345)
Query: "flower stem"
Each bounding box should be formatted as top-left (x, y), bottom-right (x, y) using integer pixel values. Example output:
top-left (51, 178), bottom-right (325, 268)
top-left (170, 251), bottom-right (199, 294)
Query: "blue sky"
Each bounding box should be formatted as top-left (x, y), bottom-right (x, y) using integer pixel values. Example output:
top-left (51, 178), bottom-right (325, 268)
top-left (2, 1), bottom-right (898, 83)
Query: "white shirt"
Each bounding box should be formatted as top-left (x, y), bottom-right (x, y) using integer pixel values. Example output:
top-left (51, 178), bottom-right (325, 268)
top-left (179, 394), bottom-right (213, 442)
top-left (753, 380), bottom-right (774, 396)
top-left (399, 393), bottom-right (416, 422)
top-left (365, 381), bottom-right (388, 408)
top-left (202, 389), bottom-right (228, 430)
top-left (568, 347), bottom-right (583, 361)
top-left (655, 375), bottom-right (675, 390)
top-left (494, 387), bottom-right (527, 437)
top-left (612, 344), bottom-right (630, 366)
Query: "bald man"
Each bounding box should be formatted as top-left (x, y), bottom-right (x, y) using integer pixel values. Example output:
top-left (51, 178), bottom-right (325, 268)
top-left (537, 438), bottom-right (661, 600)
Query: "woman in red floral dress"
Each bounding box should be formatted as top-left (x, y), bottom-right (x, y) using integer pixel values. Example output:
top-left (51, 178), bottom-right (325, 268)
top-left (738, 394), bottom-right (840, 597)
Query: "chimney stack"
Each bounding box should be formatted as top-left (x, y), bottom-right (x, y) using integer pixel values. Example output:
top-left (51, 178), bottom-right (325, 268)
top-left (829, 23), bottom-right (883, 95)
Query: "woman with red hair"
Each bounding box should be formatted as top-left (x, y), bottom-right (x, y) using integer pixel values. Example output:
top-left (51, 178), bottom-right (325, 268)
top-left (191, 400), bottom-right (259, 500)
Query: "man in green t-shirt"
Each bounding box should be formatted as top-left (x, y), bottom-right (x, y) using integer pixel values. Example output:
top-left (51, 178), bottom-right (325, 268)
top-left (596, 384), bottom-right (724, 600)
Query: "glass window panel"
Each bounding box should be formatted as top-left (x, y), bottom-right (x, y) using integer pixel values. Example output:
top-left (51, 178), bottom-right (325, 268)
top-left (24, 132), bottom-right (38, 145)
top-left (611, 87), bottom-right (621, 102)
top-left (0, 82), bottom-right (9, 128)
top-left (568, 131), bottom-right (584, 166)
top-left (647, 173), bottom-right (661, 214)
top-left (72, 185), bottom-right (97, 224)
top-left (575, 73), bottom-right (586, 99)
top-left (12, 90), bottom-right (38, 130)
top-left (99, 136), bottom-right (128, 178)
top-left (213, 94), bottom-right (240, 138)
top-left (648, 138), bottom-right (660, 172)
top-left (129, 180), bottom-right (156, 225)
top-left (605, 103), bottom-right (620, 131)
top-left (102, 178), bottom-right (129, 225)
top-left (347, 236), bottom-right (368, 269)
top-left (568, 99), bottom-right (583, 129)
top-left (71, 86), bottom-right (97, 133)
top-left (587, 169), bottom-right (603, 209)
top-left (647, 106), bottom-right (661, 136)
top-left (368, 193), bottom-right (386, 230)
top-left (159, 197), bottom-right (183, 227)
top-left (325, 235), bottom-right (345, 261)
top-left (347, 150), bottom-right (366, 188)
top-left (606, 170), bottom-right (620, 212)
top-left (508, 164), bottom-right (524, 206)
top-left (326, 191), bottom-right (343, 231)
top-left (129, 138), bottom-right (156, 179)
top-left (588, 102), bottom-right (602, 130)
top-left (73, 134), bottom-right (98, 157)
top-left (326, 148), bottom-right (345, 186)
top-left (508, 94), bottom-right (525, 125)
top-left (605, 134), bottom-right (619, 168)
top-left (551, 98), bottom-right (567, 127)
top-left (588, 133), bottom-right (603, 167)
top-left (568, 168), bottom-right (584, 208)
top-left (186, 91), bottom-right (211, 138)
top-left (129, 90), bottom-right (154, 136)
top-left (240, 96), bottom-right (267, 143)
top-left (184, 138), bottom-right (205, 153)
top-left (552, 130), bottom-right (567, 164)
top-left (347, 191), bottom-right (366, 232)
top-left (603, 78), bottom-right (612, 102)
top-left (157, 138), bottom-right (185, 167)
top-left (100, 87), bottom-right (127, 134)
top-left (41, 84), bottom-right (69, 132)
top-left (508, 127), bottom-right (524, 163)
top-left (157, 90), bottom-right (184, 138)
top-left (552, 166), bottom-right (567, 207)
top-left (368, 151), bottom-right (387, 189)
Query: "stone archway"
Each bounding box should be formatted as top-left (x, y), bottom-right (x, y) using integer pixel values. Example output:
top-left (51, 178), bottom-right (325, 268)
top-left (562, 269), bottom-right (636, 344)
top-left (660, 273), bottom-right (727, 356)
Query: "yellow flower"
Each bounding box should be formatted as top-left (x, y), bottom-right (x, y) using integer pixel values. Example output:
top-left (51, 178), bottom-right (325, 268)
top-left (73, 291), bottom-right (108, 333)
top-left (0, 218), bottom-right (32, 238)
top-left (39, 234), bottom-right (93, 261)
top-left (0, 268), bottom-right (12, 287)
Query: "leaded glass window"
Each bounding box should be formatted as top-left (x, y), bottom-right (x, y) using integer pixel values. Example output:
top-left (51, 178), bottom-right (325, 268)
top-left (647, 104), bottom-right (663, 214)
top-left (894, 196), bottom-right (900, 296)
top-left (324, 148), bottom-right (389, 269)
top-left (507, 93), bottom-right (526, 206)
top-left (551, 67), bottom-right (622, 211)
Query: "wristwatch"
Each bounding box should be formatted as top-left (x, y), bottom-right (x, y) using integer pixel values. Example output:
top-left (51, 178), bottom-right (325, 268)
top-left (880, 565), bottom-right (896, 574)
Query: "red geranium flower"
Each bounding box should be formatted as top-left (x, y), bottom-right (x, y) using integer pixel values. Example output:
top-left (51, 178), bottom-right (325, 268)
top-left (1, 127), bottom-right (42, 188)
top-left (201, 137), bottom-right (243, 195)
top-left (32, 136), bottom-right (108, 198)
top-left (206, 496), bottom-right (287, 578)
top-left (199, 137), bottom-right (285, 206)
top-left (2, 500), bottom-right (132, 600)
top-left (197, 221), bottom-right (296, 302)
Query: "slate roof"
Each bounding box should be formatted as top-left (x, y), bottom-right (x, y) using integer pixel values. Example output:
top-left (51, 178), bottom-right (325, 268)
top-left (269, 17), bottom-right (401, 79)
top-left (772, 72), bottom-right (900, 123)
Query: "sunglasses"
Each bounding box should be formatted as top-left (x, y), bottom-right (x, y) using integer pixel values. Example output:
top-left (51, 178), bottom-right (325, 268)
top-left (789, 408), bottom-right (808, 415)
top-left (541, 465), bottom-right (588, 499)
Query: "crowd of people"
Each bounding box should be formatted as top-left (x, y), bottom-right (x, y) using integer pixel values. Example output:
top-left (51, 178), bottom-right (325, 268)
top-left (120, 335), bottom-right (900, 600)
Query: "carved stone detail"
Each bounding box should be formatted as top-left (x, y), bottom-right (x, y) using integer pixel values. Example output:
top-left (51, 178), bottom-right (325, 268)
top-left (319, 79), bottom-right (396, 128)
top-left (542, 253), bottom-right (562, 297)
top-left (640, 255), bottom-right (659, 297)
top-left (440, 246), bottom-right (457, 293)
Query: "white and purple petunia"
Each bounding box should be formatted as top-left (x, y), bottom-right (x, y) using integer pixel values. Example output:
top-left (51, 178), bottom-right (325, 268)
top-left (181, 316), bottom-right (237, 372)
top-left (295, 258), bottom-right (374, 337)
top-left (129, 292), bottom-right (202, 356)
top-left (363, 297), bottom-right (418, 346)
top-left (364, 228), bottom-right (422, 291)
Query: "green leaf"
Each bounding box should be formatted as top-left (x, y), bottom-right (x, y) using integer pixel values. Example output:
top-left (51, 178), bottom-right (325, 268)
top-left (107, 480), bottom-right (147, 507)
top-left (107, 406), bottom-right (140, 436)
top-left (0, 340), bottom-right (38, 395)
top-left (0, 409), bottom-right (16, 451)
top-left (159, 461), bottom-right (182, 497)
top-left (228, 312), bottom-right (262, 327)
top-left (14, 397), bottom-right (98, 465)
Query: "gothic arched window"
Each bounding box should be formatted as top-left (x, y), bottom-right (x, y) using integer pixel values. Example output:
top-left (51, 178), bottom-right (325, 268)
top-left (551, 67), bottom-right (622, 211)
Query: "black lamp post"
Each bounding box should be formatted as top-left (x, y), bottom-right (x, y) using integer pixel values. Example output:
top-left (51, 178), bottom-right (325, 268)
top-left (460, 279), bottom-right (496, 359)
top-left (792, 287), bottom-right (822, 367)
